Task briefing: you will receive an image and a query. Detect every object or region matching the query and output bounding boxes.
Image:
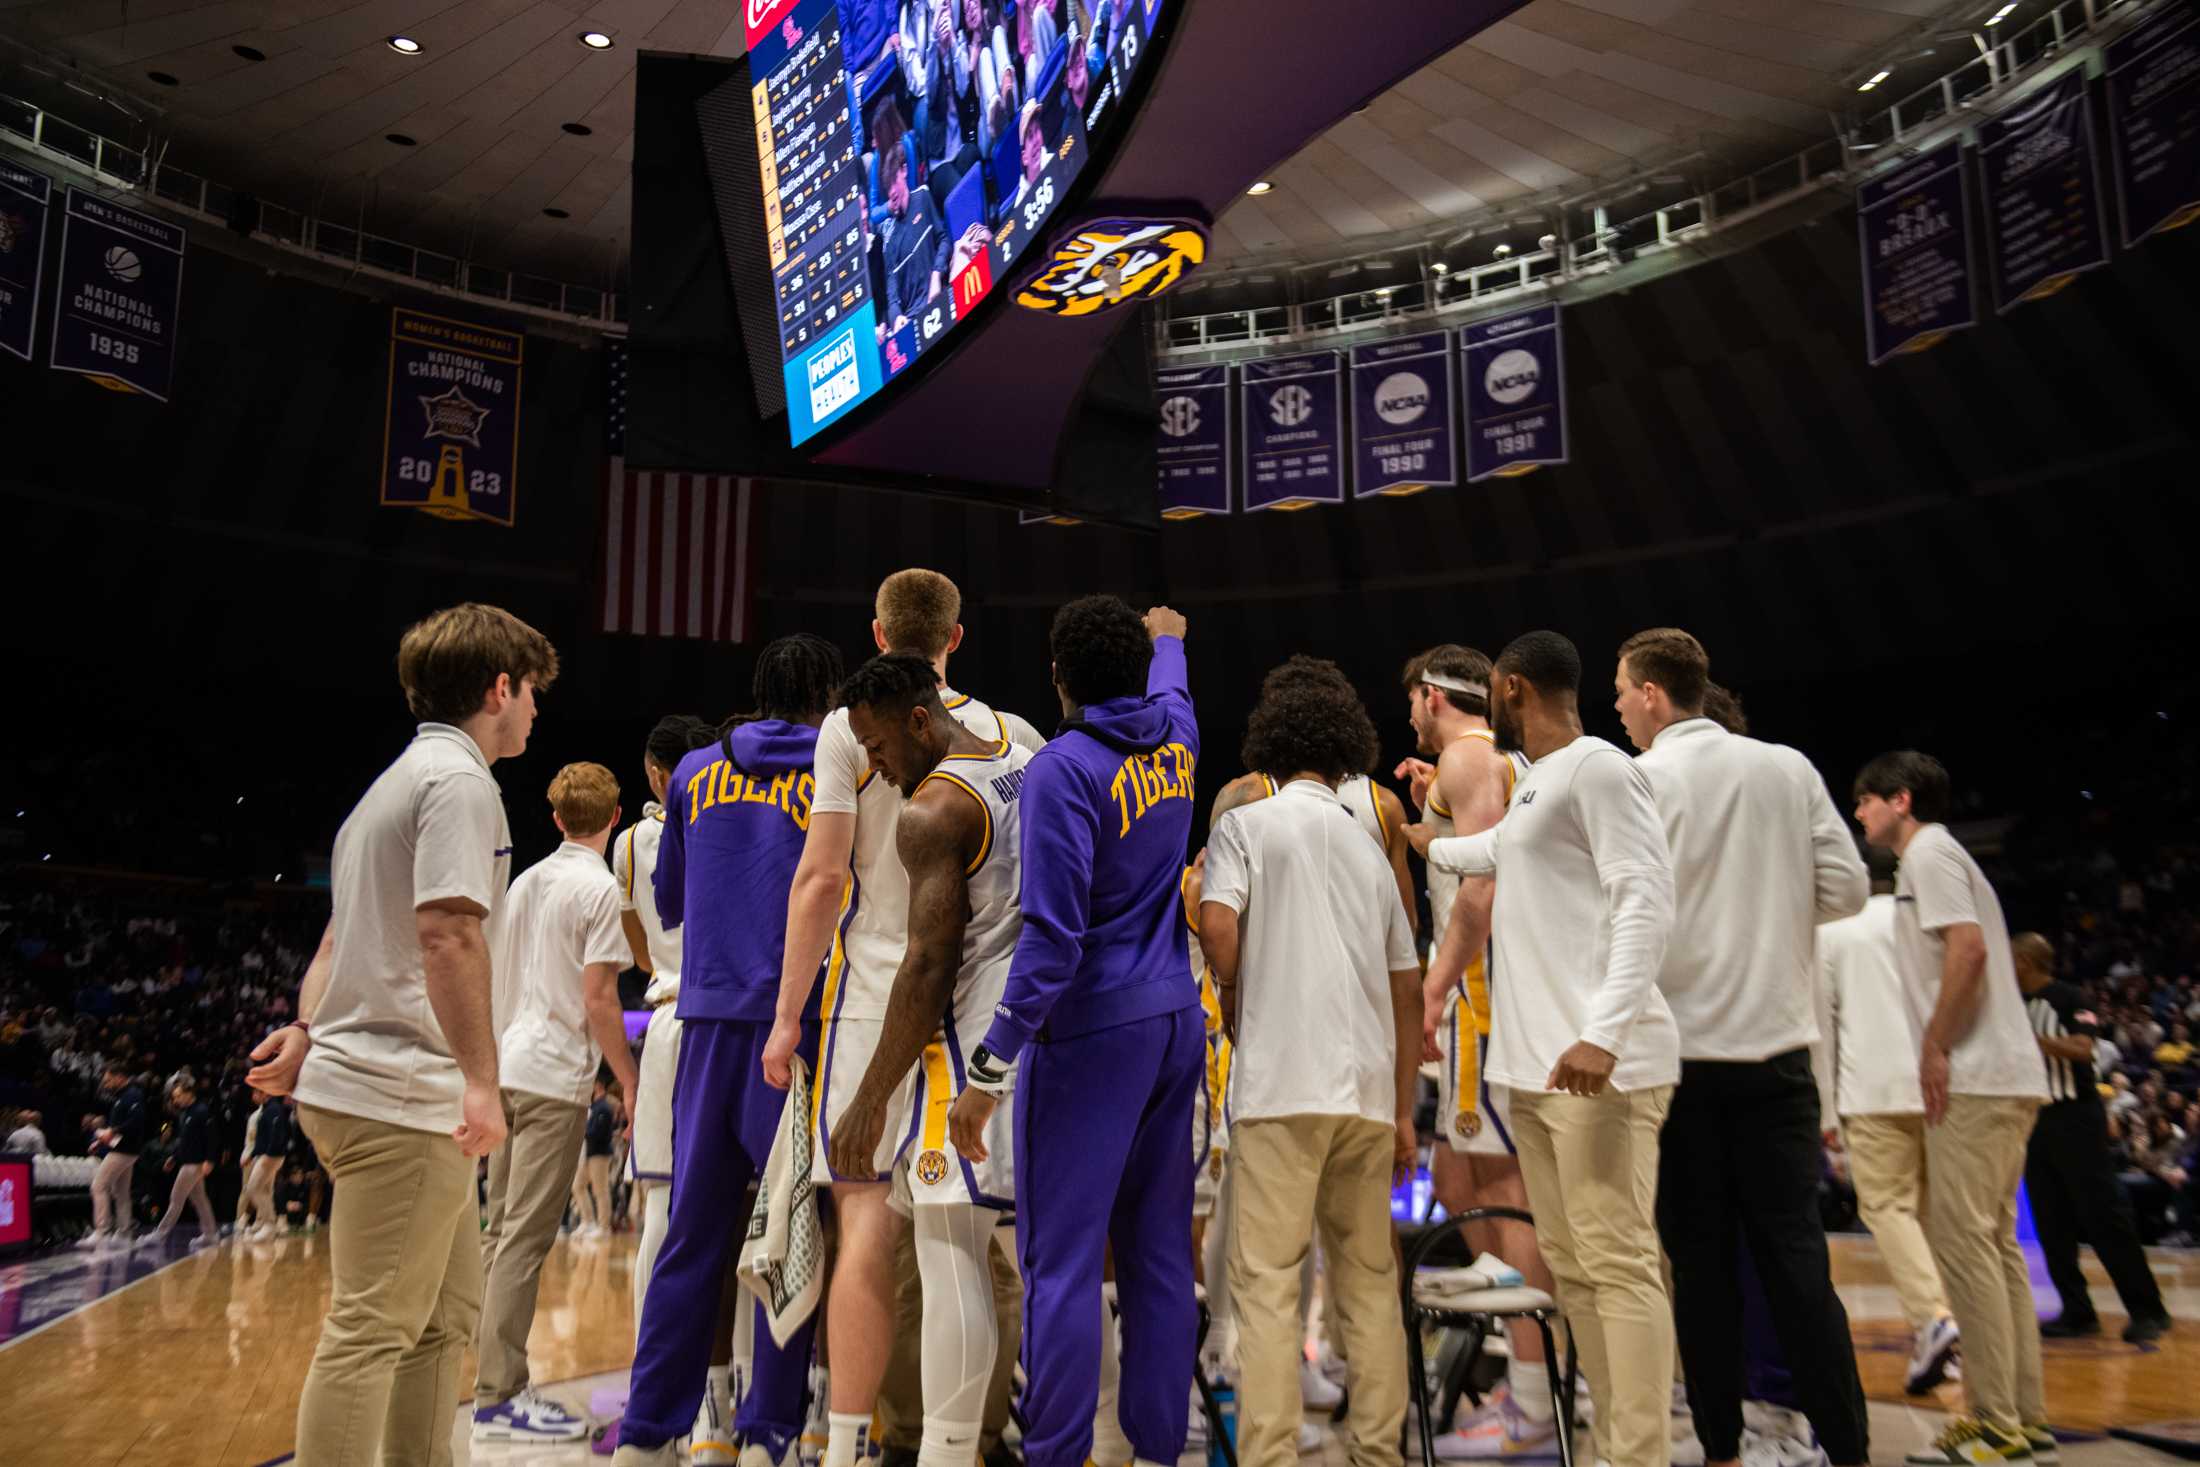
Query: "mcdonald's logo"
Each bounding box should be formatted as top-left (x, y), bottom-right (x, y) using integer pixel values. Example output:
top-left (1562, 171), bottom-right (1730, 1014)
top-left (952, 249), bottom-right (994, 317)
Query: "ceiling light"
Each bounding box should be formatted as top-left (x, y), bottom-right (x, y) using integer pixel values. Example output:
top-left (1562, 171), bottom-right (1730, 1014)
top-left (1858, 68), bottom-right (1891, 91)
top-left (1247, 180), bottom-right (1273, 196)
top-left (233, 44), bottom-right (267, 61)
top-left (386, 35), bottom-right (423, 55)
top-left (1430, 262), bottom-right (1448, 274)
top-left (543, 206), bottom-right (571, 219)
top-left (146, 71), bottom-right (179, 86)
top-left (1493, 242), bottom-right (1513, 258)
top-left (386, 132), bottom-right (417, 146)
top-left (561, 121), bottom-right (594, 136)
top-left (578, 31), bottom-right (614, 49)
top-left (1985, 3), bottom-right (2016, 22)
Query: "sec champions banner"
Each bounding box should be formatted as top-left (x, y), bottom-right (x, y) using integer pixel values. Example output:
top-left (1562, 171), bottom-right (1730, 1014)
top-left (49, 187), bottom-right (184, 400)
top-left (1154, 363), bottom-right (1231, 518)
top-left (1859, 139), bottom-right (1977, 364)
top-left (1350, 332), bottom-right (1454, 497)
top-left (0, 161), bottom-right (50, 364)
top-left (1461, 305), bottom-right (1566, 483)
top-left (1241, 351), bottom-right (1343, 511)
top-left (381, 308), bottom-right (524, 526)
top-left (1980, 70), bottom-right (2109, 312)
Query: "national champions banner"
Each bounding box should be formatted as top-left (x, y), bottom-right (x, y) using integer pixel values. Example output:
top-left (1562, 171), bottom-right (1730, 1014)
top-left (1350, 331), bottom-right (1454, 497)
top-left (2106, 2), bottom-right (2200, 249)
top-left (1154, 363), bottom-right (1232, 518)
top-left (1240, 351), bottom-right (1343, 511)
top-left (1858, 139), bottom-right (1977, 364)
top-left (1460, 304), bottom-right (1566, 483)
top-left (0, 161), bottom-right (50, 364)
top-left (1980, 70), bottom-right (2109, 312)
top-left (49, 187), bottom-right (184, 399)
top-left (380, 308), bottom-right (524, 526)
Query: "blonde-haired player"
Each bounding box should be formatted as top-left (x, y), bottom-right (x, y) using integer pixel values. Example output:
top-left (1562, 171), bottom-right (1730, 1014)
top-left (764, 570), bottom-right (1043, 1467)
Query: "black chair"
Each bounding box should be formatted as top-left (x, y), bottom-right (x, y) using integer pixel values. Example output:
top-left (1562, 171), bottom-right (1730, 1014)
top-left (1400, 1207), bottom-right (1577, 1467)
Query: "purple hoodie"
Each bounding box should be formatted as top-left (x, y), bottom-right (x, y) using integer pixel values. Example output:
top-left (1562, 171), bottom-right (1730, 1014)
top-left (981, 636), bottom-right (1200, 1062)
top-left (657, 719), bottom-right (821, 1022)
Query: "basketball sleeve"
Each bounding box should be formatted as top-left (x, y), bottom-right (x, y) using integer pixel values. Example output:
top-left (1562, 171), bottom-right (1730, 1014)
top-left (582, 878), bottom-right (631, 970)
top-left (812, 711), bottom-right (866, 816)
top-left (1908, 833), bottom-right (1979, 934)
top-left (1201, 812), bottom-right (1250, 915)
top-left (411, 771), bottom-right (505, 913)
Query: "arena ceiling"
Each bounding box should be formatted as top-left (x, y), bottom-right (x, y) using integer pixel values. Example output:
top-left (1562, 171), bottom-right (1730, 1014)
top-left (0, 0), bottom-right (2003, 287)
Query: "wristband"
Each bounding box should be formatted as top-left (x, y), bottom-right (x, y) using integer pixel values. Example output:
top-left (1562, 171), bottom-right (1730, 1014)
top-left (965, 1045), bottom-right (1015, 1096)
top-left (289, 1020), bottom-right (311, 1035)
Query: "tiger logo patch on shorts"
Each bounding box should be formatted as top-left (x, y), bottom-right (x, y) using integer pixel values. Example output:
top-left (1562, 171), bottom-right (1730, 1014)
top-left (915, 1149), bottom-right (951, 1186)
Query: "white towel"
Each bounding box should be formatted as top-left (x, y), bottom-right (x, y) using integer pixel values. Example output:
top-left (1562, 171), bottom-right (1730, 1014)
top-left (736, 1055), bottom-right (824, 1346)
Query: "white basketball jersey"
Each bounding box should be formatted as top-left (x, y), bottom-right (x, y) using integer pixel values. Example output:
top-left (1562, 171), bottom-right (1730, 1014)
top-left (614, 804), bottom-right (679, 989)
top-left (917, 740), bottom-right (1033, 1012)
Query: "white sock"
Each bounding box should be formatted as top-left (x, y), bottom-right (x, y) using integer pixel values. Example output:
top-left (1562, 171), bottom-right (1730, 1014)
top-left (1092, 1293), bottom-right (1132, 1467)
top-left (824, 1413), bottom-right (870, 1467)
top-left (1509, 1358), bottom-right (1555, 1423)
top-left (916, 1418), bottom-right (983, 1467)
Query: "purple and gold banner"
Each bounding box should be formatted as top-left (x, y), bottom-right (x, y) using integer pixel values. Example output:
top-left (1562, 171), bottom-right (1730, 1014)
top-left (1350, 331), bottom-right (1454, 498)
top-left (1981, 70), bottom-right (2109, 312)
top-left (380, 307), bottom-right (524, 526)
top-left (1154, 363), bottom-right (1231, 518)
top-left (1241, 350), bottom-right (1342, 511)
top-left (49, 187), bottom-right (184, 399)
top-left (0, 161), bottom-right (50, 364)
top-left (1859, 140), bottom-right (1977, 364)
top-left (2107, 4), bottom-right (2200, 248)
top-left (1461, 304), bottom-right (1566, 483)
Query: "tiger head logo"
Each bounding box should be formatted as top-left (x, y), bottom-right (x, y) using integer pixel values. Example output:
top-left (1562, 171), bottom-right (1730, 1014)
top-left (1454, 1108), bottom-right (1483, 1140)
top-left (915, 1148), bottom-right (951, 1186)
top-left (1015, 217), bottom-right (1206, 319)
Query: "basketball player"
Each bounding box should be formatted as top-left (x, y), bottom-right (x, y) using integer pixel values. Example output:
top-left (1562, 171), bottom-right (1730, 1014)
top-left (1612, 629), bottom-right (1869, 1467)
top-left (615, 714), bottom-right (740, 1462)
top-left (1396, 644), bottom-right (1561, 1458)
top-left (1854, 753), bottom-right (2050, 1467)
top-left (763, 570), bottom-right (1042, 1467)
top-left (618, 635), bottom-right (845, 1467)
top-left (1425, 630), bottom-right (1679, 1467)
top-left (827, 654), bottom-right (1033, 1467)
top-left (248, 602), bottom-right (555, 1467)
top-left (947, 598), bottom-right (1202, 1467)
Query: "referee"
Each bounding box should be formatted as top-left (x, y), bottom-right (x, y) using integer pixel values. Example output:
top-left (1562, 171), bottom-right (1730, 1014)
top-left (2015, 934), bottom-right (2171, 1344)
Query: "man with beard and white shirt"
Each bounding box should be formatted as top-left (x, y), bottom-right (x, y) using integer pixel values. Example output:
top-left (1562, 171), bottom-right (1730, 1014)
top-left (1611, 629), bottom-right (1869, 1467)
top-left (1425, 630), bottom-right (1678, 1467)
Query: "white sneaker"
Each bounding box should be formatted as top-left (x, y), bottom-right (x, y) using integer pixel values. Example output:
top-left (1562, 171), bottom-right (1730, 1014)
top-left (73, 1231), bottom-right (108, 1250)
top-left (1906, 1314), bottom-right (1961, 1395)
top-left (472, 1387), bottom-right (590, 1442)
top-left (1302, 1357), bottom-right (1345, 1410)
top-left (690, 1386), bottom-right (737, 1466)
top-left (1298, 1421), bottom-right (1325, 1453)
top-left (1318, 1341), bottom-right (1349, 1386)
top-left (1435, 1388), bottom-right (1562, 1461)
top-left (611, 1442), bottom-right (679, 1467)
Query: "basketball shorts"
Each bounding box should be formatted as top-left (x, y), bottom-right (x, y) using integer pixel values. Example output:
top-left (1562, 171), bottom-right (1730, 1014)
top-left (1191, 1087), bottom-right (1227, 1219)
top-left (817, 996), bottom-right (1015, 1209)
top-left (629, 1003), bottom-right (682, 1185)
top-left (1435, 990), bottom-right (1514, 1157)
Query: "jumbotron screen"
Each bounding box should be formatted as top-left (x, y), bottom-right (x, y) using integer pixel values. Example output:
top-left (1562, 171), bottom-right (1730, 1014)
top-left (746, 0), bottom-right (1168, 443)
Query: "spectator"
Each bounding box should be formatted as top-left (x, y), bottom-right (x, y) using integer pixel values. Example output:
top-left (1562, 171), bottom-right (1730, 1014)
top-left (2154, 1021), bottom-right (2195, 1069)
top-left (878, 143), bottom-right (948, 338)
top-left (5, 1106), bottom-right (47, 1153)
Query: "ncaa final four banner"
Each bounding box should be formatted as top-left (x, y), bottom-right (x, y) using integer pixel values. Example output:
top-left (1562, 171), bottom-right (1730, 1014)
top-left (1154, 364), bottom-right (1232, 518)
top-left (1240, 351), bottom-right (1343, 512)
top-left (1349, 332), bottom-right (1454, 497)
top-left (1858, 139), bottom-right (1976, 364)
top-left (1460, 305), bottom-right (1566, 483)
top-left (380, 307), bottom-right (524, 527)
top-left (2106, 2), bottom-right (2200, 249)
top-left (1980, 70), bottom-right (2109, 313)
top-left (49, 187), bottom-right (184, 400)
top-left (0, 161), bottom-right (50, 364)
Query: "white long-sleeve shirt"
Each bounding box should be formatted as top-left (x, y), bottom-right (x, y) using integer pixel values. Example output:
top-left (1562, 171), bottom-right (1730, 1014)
top-left (1817, 894), bottom-right (1923, 1117)
top-left (1635, 718), bottom-right (1868, 1061)
top-left (1429, 734), bottom-right (1680, 1093)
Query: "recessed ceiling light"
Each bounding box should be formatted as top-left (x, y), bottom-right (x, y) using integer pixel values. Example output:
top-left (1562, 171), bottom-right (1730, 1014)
top-left (386, 35), bottom-right (423, 55)
top-left (232, 44), bottom-right (267, 62)
top-left (146, 70), bottom-right (179, 86)
top-left (1858, 68), bottom-right (1891, 91)
top-left (561, 121), bottom-right (594, 136)
top-left (578, 31), bottom-right (614, 49)
top-left (386, 132), bottom-right (417, 146)
top-left (1247, 180), bottom-right (1273, 196)
top-left (1985, 3), bottom-right (2016, 22)
top-left (543, 206), bottom-right (571, 219)
top-left (1493, 242), bottom-right (1513, 258)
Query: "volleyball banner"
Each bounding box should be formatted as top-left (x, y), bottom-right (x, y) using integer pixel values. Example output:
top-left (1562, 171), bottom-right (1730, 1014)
top-left (1859, 139), bottom-right (1977, 364)
top-left (380, 307), bottom-right (524, 527)
top-left (2106, 3), bottom-right (2200, 248)
top-left (1981, 70), bottom-right (2109, 312)
top-left (1241, 350), bottom-right (1343, 511)
top-left (49, 187), bottom-right (184, 400)
top-left (1154, 363), bottom-right (1232, 518)
top-left (1350, 331), bottom-right (1455, 497)
top-left (0, 161), bottom-right (49, 364)
top-left (1461, 304), bottom-right (1566, 483)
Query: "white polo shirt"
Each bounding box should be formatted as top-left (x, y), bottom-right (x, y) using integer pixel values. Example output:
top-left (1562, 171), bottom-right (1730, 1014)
top-left (1428, 735), bottom-right (1679, 1094)
top-left (1892, 824), bottom-right (2048, 1101)
top-left (1817, 895), bottom-right (1923, 1117)
top-left (497, 841), bottom-right (632, 1107)
top-left (613, 804), bottom-right (680, 986)
top-left (1635, 718), bottom-right (1868, 1061)
top-left (295, 723), bottom-right (512, 1135)
top-left (1202, 779), bottom-right (1419, 1127)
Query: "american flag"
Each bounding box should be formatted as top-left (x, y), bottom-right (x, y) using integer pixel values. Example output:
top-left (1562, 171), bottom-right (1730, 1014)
top-left (598, 340), bottom-right (758, 642)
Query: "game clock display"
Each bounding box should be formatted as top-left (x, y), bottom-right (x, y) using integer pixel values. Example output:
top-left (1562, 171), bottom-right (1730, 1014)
top-left (749, 0), bottom-right (1166, 444)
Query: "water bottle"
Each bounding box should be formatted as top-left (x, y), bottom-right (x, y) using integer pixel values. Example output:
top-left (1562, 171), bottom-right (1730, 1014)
top-left (1208, 1381), bottom-right (1237, 1467)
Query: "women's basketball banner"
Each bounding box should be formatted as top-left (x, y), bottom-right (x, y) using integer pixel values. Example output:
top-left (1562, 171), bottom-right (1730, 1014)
top-left (1241, 351), bottom-right (1343, 511)
top-left (1154, 363), bottom-right (1232, 518)
top-left (1859, 140), bottom-right (1976, 364)
top-left (0, 161), bottom-right (50, 364)
top-left (49, 187), bottom-right (184, 400)
top-left (1461, 304), bottom-right (1566, 483)
top-left (1980, 70), bottom-right (2109, 312)
top-left (1350, 331), bottom-right (1454, 497)
top-left (2106, 3), bottom-right (2200, 248)
top-left (380, 307), bottom-right (524, 527)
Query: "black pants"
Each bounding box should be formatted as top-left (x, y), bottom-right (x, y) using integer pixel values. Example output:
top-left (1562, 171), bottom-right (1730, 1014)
top-left (1657, 1048), bottom-right (1868, 1465)
top-left (2024, 1098), bottom-right (2164, 1322)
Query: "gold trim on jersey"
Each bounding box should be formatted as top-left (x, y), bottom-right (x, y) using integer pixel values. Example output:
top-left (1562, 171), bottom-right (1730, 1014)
top-left (623, 825), bottom-right (640, 902)
top-left (942, 692), bottom-right (972, 711)
top-left (1258, 773), bottom-right (1278, 798)
top-left (916, 769), bottom-right (994, 875)
top-left (813, 874), bottom-right (856, 1142)
top-left (1368, 779), bottom-right (1392, 845)
top-left (921, 1039), bottom-right (953, 1149)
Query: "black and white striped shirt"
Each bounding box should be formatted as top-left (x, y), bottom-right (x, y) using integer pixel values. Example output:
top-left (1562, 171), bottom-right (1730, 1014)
top-left (2025, 980), bottom-right (2097, 1105)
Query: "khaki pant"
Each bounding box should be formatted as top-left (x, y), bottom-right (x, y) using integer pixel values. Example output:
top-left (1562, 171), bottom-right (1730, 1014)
top-left (1506, 1084), bottom-right (1674, 1467)
top-left (878, 1214), bottom-right (1023, 1448)
top-left (1227, 1113), bottom-right (1407, 1467)
top-left (476, 1090), bottom-right (589, 1406)
top-left (295, 1104), bottom-right (483, 1467)
top-left (238, 1154), bottom-right (282, 1230)
top-left (1843, 1113), bottom-right (1951, 1330)
top-left (91, 1150), bottom-right (136, 1234)
top-left (1924, 1095), bottom-right (2046, 1433)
